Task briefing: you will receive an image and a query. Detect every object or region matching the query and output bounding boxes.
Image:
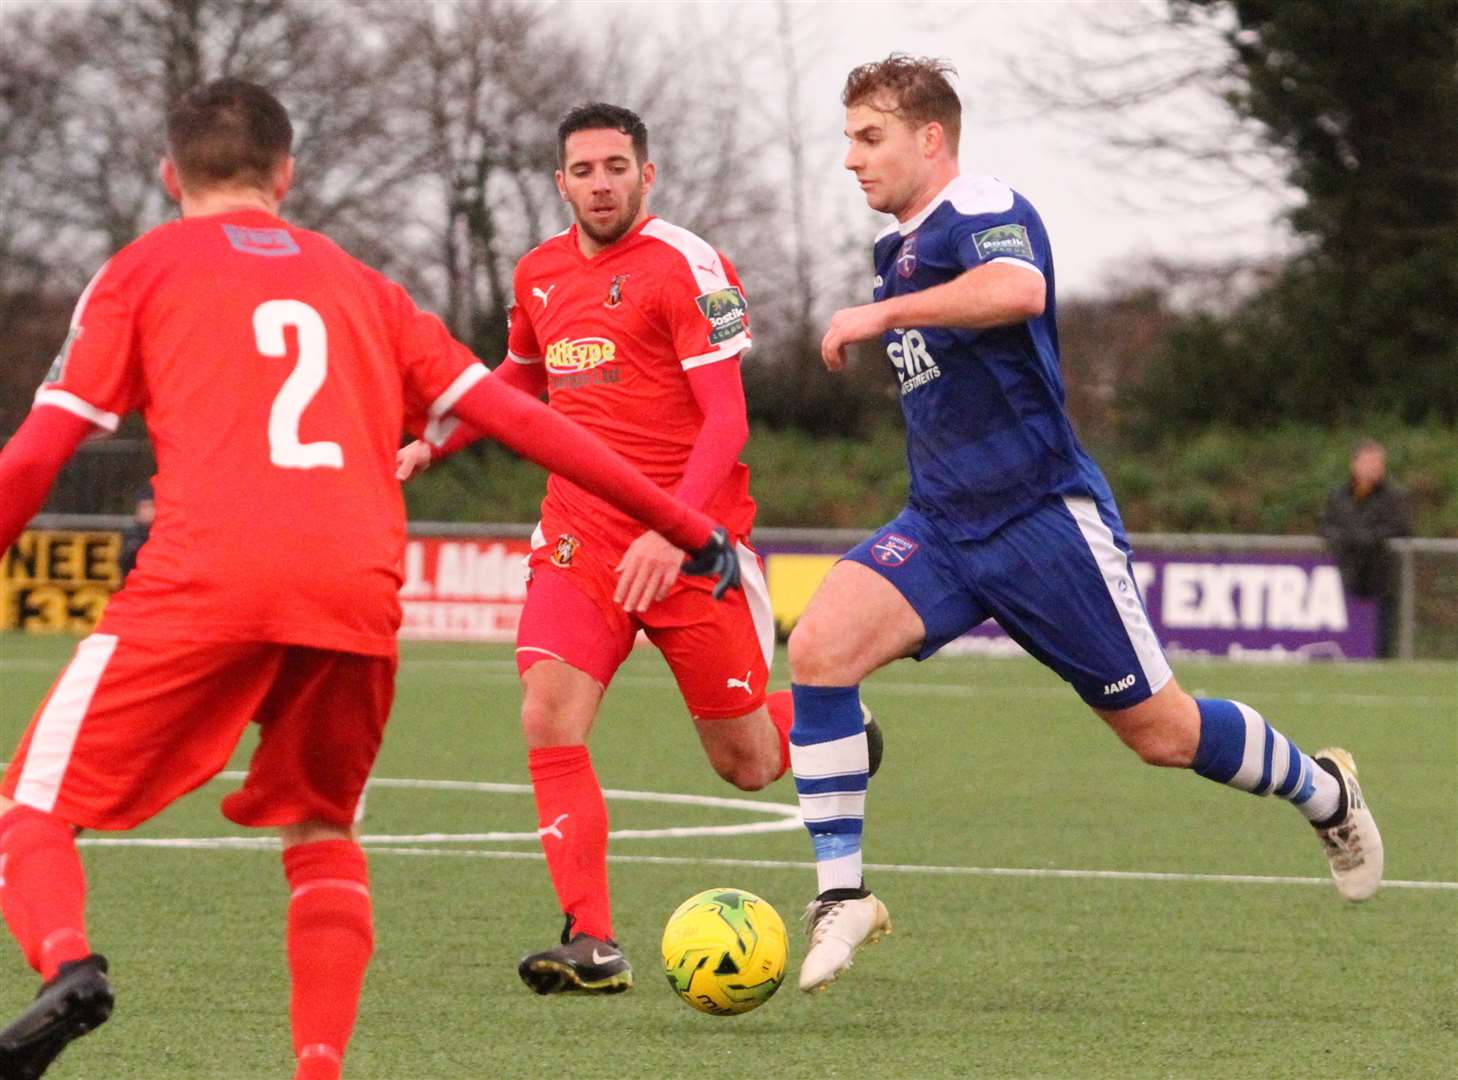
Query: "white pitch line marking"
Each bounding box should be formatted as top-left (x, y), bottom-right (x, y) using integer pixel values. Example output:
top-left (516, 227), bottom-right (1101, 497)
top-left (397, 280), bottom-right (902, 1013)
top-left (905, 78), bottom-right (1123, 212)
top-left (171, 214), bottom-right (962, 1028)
top-left (72, 838), bottom-right (1458, 892)
top-left (60, 771), bottom-right (1457, 893)
top-left (376, 658), bottom-right (1457, 710)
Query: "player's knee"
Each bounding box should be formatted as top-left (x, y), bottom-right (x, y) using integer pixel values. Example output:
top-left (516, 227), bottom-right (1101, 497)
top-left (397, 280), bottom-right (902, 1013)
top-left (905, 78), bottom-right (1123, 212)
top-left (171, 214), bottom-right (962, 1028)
top-left (519, 697), bottom-right (580, 748)
top-left (1121, 726), bottom-right (1194, 768)
top-left (709, 750), bottom-right (776, 792)
top-left (787, 618), bottom-right (844, 684)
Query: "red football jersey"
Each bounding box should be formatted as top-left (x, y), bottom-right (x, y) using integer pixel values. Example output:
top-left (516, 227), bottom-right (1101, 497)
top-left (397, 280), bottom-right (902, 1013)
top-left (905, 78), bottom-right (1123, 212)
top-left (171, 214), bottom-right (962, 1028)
top-left (506, 216), bottom-right (756, 552)
top-left (34, 209), bottom-right (486, 655)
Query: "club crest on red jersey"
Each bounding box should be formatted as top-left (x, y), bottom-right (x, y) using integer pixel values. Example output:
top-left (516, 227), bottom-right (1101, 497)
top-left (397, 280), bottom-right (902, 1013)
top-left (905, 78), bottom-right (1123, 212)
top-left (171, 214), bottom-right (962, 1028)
top-left (550, 534), bottom-right (580, 568)
top-left (604, 274), bottom-right (629, 308)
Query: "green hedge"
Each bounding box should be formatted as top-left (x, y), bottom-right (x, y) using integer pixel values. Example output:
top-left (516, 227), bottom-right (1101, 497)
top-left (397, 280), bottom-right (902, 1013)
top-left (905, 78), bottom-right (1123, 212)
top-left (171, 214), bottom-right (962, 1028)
top-left (405, 419), bottom-right (1457, 538)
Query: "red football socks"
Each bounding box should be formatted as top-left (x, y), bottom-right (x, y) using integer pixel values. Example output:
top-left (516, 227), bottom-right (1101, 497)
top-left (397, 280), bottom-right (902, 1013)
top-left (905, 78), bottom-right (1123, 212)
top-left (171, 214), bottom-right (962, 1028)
top-left (0, 805), bottom-right (91, 981)
top-left (528, 745), bottom-right (613, 941)
top-left (766, 690), bottom-right (795, 780)
top-left (283, 839), bottom-right (373, 1080)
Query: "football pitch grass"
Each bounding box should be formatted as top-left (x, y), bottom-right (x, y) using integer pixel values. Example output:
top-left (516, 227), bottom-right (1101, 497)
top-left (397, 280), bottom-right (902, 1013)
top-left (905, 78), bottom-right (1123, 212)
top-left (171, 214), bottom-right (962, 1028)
top-left (1, 634), bottom-right (1454, 1079)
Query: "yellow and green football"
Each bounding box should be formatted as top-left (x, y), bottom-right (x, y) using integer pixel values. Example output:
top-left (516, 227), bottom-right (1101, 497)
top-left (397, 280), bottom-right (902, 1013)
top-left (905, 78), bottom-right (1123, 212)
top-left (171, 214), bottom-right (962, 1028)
top-left (661, 887), bottom-right (788, 1015)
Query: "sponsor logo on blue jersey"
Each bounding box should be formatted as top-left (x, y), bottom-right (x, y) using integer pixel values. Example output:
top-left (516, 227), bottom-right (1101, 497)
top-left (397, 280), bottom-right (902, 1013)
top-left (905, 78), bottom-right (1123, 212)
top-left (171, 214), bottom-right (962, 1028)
top-left (970, 223), bottom-right (1033, 261)
top-left (886, 329), bottom-right (941, 396)
top-left (223, 224), bottom-right (300, 257)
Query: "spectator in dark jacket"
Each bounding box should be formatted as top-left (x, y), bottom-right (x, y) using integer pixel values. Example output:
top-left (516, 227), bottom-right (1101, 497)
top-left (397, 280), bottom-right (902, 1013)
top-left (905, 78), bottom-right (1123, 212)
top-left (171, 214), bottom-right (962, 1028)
top-left (119, 482), bottom-right (155, 581)
top-left (1320, 441), bottom-right (1411, 657)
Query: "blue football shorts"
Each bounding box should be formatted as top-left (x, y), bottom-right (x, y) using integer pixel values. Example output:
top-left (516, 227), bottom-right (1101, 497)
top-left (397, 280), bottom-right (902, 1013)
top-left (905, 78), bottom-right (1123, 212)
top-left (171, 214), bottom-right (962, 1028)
top-left (842, 496), bottom-right (1172, 710)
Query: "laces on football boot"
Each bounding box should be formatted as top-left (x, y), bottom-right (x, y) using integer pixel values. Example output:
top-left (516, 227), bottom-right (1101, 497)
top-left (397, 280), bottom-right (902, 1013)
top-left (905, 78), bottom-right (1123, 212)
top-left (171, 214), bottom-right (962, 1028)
top-left (1312, 748), bottom-right (1383, 902)
top-left (798, 889), bottom-right (891, 993)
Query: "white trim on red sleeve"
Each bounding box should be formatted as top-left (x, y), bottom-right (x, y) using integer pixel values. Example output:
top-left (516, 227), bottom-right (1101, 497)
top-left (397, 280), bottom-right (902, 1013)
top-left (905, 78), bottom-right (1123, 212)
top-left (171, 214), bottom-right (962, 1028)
top-left (32, 389), bottom-right (120, 433)
top-left (423, 362), bottom-right (490, 445)
top-left (506, 350), bottom-right (542, 365)
top-left (680, 340), bottom-right (750, 371)
top-left (641, 219), bottom-right (728, 292)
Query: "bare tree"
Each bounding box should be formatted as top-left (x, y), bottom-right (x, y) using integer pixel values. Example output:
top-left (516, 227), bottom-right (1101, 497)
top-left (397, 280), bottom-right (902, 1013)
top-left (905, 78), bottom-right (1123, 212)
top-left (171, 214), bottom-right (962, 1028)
top-left (1007, 0), bottom-right (1295, 211)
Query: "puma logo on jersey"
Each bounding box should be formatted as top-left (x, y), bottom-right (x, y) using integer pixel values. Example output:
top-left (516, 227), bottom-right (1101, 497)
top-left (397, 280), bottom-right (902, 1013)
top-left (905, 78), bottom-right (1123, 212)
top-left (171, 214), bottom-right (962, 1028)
top-left (726, 671), bottom-right (753, 695)
top-left (1103, 673), bottom-right (1136, 696)
top-left (532, 285), bottom-right (556, 308)
top-left (537, 813), bottom-right (569, 840)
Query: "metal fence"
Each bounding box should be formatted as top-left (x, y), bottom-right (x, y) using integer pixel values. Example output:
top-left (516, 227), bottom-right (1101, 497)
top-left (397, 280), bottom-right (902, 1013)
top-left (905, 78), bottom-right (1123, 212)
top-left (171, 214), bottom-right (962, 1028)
top-left (14, 436), bottom-right (1458, 659)
top-left (24, 511), bottom-right (1458, 659)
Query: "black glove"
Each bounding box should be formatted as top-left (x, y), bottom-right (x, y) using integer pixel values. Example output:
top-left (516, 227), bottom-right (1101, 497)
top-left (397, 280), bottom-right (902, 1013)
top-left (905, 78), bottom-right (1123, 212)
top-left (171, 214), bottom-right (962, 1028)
top-left (681, 526), bottom-right (741, 600)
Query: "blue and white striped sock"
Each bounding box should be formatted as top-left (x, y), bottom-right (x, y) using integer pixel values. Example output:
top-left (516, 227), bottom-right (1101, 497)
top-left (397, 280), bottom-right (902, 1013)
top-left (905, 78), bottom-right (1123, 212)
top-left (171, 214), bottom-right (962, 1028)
top-left (789, 683), bottom-right (869, 894)
top-left (1192, 698), bottom-right (1341, 824)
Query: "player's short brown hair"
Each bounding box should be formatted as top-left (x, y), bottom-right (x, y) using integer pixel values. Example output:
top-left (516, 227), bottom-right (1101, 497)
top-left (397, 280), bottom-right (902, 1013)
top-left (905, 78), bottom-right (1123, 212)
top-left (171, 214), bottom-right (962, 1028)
top-left (557, 102), bottom-right (649, 168)
top-left (842, 54), bottom-right (961, 155)
top-left (166, 78), bottom-right (292, 191)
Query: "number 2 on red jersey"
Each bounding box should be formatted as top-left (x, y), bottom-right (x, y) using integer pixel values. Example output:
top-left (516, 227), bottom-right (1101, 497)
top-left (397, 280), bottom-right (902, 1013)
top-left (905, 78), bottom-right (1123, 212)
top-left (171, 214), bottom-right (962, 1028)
top-left (252, 299), bottom-right (344, 470)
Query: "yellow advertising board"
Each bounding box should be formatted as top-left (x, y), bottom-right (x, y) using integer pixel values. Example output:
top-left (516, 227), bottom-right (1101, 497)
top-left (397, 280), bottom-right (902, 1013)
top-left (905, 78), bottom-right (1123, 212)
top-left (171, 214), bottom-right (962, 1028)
top-left (765, 552), bottom-right (839, 636)
top-left (1, 531), bottom-right (121, 633)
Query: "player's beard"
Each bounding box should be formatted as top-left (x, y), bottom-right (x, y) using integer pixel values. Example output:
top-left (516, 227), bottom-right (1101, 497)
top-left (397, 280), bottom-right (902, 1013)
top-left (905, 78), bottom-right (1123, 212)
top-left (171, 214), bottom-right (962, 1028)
top-left (577, 185), bottom-right (644, 248)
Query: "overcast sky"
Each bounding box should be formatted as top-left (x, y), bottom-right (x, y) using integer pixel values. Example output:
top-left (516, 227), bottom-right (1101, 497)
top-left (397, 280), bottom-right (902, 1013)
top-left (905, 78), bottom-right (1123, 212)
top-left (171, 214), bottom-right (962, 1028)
top-left (582, 0), bottom-right (1300, 297)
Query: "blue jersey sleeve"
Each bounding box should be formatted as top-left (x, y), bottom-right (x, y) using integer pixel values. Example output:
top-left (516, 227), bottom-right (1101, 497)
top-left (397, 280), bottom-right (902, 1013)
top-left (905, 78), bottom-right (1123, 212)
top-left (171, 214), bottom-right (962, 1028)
top-left (948, 198), bottom-right (1048, 276)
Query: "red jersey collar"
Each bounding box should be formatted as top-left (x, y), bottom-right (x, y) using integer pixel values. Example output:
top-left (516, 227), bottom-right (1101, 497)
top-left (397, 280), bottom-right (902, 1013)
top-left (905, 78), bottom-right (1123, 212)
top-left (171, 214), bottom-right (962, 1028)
top-left (566, 214), bottom-right (656, 264)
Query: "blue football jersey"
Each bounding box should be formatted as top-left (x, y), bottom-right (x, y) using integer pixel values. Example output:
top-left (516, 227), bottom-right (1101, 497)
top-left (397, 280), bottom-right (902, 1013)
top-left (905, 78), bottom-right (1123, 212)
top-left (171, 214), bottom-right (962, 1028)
top-left (871, 175), bottom-right (1116, 541)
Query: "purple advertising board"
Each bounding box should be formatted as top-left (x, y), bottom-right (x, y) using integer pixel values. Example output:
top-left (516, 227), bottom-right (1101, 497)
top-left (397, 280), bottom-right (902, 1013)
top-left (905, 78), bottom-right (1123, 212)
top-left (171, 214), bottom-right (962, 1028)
top-left (761, 542), bottom-right (1378, 662)
top-left (947, 549), bottom-right (1378, 661)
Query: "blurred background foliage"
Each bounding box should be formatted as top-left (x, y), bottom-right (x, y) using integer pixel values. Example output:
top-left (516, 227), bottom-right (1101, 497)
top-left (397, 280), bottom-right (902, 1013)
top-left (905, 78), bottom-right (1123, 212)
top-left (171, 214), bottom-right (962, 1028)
top-left (3, 0), bottom-right (1455, 535)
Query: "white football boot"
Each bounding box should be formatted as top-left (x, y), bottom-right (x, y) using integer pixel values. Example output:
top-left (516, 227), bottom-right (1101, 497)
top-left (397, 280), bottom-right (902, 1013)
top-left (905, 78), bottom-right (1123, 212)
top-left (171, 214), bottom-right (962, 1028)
top-left (1312, 748), bottom-right (1383, 902)
top-left (798, 891), bottom-right (892, 993)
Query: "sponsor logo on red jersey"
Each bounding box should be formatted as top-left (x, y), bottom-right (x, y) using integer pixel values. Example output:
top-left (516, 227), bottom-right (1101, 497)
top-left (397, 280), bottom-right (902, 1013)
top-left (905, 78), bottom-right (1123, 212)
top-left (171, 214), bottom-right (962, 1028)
top-left (545, 337), bottom-right (617, 374)
top-left (694, 286), bottom-right (747, 345)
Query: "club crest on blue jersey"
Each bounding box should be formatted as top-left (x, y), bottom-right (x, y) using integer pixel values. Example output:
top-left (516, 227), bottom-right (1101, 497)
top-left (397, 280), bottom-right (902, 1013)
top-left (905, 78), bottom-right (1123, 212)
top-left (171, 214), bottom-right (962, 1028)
top-left (896, 236), bottom-right (918, 278)
top-left (871, 533), bottom-right (919, 567)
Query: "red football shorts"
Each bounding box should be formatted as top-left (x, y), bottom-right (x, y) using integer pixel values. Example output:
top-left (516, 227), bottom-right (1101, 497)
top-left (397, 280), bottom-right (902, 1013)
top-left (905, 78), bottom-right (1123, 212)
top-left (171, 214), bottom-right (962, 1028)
top-left (2, 634), bottom-right (395, 830)
top-left (515, 535), bottom-right (775, 719)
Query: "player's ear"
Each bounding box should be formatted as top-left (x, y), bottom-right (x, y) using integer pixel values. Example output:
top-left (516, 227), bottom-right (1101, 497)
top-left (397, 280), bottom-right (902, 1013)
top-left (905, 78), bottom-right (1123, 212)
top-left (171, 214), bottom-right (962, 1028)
top-left (640, 160), bottom-right (656, 194)
top-left (554, 170), bottom-right (569, 200)
top-left (159, 158), bottom-right (184, 203)
top-left (273, 156), bottom-right (295, 203)
top-left (922, 121), bottom-right (944, 160)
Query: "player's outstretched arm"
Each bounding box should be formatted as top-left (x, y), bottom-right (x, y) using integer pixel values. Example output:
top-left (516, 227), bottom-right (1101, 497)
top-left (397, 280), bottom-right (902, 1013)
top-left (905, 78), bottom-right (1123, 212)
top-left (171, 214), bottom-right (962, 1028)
top-left (397, 361), bottom-right (549, 481)
top-left (0, 407), bottom-right (97, 551)
top-left (820, 262), bottom-right (1045, 370)
top-left (613, 356), bottom-right (751, 611)
top-left (448, 373), bottom-right (739, 595)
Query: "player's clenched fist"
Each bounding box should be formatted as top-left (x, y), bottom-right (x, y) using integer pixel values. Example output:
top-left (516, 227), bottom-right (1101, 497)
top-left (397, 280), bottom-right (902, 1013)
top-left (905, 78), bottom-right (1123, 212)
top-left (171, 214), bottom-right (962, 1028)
top-left (395, 439), bottom-right (434, 481)
top-left (820, 303), bottom-right (889, 371)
